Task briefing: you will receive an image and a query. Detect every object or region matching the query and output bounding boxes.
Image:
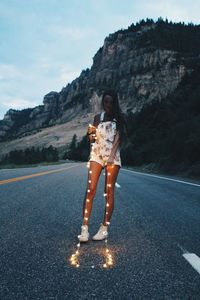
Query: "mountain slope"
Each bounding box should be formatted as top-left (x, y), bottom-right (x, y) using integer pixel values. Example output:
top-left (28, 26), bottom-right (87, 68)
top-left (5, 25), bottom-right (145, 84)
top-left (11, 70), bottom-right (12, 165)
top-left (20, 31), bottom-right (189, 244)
top-left (0, 18), bottom-right (200, 166)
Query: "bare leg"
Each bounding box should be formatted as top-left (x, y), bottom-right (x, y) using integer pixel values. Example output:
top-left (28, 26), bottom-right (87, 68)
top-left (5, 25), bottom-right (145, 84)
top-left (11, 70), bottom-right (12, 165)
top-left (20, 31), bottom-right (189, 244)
top-left (82, 161), bottom-right (103, 225)
top-left (103, 164), bottom-right (120, 226)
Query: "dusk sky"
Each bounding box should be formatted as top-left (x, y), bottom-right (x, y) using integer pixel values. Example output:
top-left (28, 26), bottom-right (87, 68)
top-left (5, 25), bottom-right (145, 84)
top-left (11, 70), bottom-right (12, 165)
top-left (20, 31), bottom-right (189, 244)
top-left (0, 0), bottom-right (199, 120)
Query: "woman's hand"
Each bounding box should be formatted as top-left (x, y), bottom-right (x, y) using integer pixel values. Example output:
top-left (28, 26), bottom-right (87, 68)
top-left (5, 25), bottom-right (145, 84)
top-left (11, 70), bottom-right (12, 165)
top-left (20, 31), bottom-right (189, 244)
top-left (87, 124), bottom-right (96, 142)
top-left (106, 131), bottom-right (120, 165)
top-left (88, 124), bottom-right (96, 135)
top-left (107, 154), bottom-right (115, 165)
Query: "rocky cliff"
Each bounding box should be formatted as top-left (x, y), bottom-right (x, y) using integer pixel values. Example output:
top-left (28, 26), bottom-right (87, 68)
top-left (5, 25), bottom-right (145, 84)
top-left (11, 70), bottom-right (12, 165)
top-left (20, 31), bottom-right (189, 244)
top-left (0, 19), bottom-right (200, 157)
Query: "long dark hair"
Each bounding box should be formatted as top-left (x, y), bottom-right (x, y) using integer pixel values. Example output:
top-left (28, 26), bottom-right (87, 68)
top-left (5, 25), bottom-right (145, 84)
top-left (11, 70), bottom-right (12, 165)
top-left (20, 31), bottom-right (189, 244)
top-left (101, 90), bottom-right (128, 145)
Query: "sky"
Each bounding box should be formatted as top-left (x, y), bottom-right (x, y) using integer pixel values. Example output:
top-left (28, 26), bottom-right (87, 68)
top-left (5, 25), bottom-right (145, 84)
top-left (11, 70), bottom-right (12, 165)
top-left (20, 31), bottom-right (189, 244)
top-left (0, 0), bottom-right (200, 120)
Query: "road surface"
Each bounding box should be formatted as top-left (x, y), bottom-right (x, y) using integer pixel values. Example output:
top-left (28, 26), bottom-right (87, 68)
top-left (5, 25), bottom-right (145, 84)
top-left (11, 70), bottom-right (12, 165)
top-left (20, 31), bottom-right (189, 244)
top-left (0, 162), bottom-right (200, 299)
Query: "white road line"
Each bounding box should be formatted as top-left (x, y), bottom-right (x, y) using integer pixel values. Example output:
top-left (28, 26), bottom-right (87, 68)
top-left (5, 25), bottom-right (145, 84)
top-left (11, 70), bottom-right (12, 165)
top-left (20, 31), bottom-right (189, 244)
top-left (115, 182), bottom-right (121, 188)
top-left (122, 168), bottom-right (200, 187)
top-left (183, 253), bottom-right (200, 275)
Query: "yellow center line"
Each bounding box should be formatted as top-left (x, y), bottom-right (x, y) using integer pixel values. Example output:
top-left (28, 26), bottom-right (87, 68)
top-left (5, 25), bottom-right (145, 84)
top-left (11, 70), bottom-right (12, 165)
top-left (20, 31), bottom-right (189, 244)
top-left (0, 163), bottom-right (83, 185)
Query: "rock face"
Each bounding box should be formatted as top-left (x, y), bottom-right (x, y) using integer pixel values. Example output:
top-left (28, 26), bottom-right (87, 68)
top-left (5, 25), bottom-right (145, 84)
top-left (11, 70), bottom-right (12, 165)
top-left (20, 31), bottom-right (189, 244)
top-left (0, 20), bottom-right (199, 147)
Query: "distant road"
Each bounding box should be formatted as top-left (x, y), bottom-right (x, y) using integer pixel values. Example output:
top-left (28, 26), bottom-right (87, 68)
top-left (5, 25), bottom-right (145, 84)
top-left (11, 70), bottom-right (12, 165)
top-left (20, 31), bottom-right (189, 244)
top-left (0, 162), bottom-right (200, 299)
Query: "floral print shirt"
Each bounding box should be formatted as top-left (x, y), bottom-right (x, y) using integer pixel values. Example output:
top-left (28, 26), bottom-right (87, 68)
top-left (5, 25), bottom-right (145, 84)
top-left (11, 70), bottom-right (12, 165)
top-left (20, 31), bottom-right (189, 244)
top-left (89, 112), bottom-right (121, 166)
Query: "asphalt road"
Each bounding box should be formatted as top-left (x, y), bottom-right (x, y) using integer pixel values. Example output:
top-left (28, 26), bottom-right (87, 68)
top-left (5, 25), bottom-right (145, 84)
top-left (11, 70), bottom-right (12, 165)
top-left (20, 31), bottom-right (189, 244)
top-left (0, 162), bottom-right (200, 300)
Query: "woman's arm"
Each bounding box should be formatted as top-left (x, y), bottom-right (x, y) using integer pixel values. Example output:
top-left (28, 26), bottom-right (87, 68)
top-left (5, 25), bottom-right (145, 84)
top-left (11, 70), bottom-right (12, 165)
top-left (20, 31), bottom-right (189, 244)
top-left (87, 114), bottom-right (99, 143)
top-left (107, 130), bottom-right (120, 163)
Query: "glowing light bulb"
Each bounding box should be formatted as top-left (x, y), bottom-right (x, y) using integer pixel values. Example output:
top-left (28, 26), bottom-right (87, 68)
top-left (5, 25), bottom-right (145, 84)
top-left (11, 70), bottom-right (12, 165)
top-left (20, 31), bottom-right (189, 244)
top-left (86, 199), bottom-right (90, 202)
top-left (107, 183), bottom-right (112, 187)
top-left (106, 203), bottom-right (109, 207)
top-left (88, 189), bottom-right (90, 193)
top-left (106, 221), bottom-right (110, 225)
top-left (103, 193), bottom-right (107, 196)
top-left (70, 257), bottom-right (75, 262)
top-left (89, 170), bottom-right (92, 174)
top-left (108, 172), bottom-right (111, 176)
top-left (89, 180), bottom-right (91, 183)
top-left (70, 241), bottom-right (82, 268)
top-left (85, 209), bottom-right (88, 213)
top-left (106, 212), bottom-right (108, 215)
top-left (103, 264), bottom-right (107, 268)
top-left (84, 217), bottom-right (88, 220)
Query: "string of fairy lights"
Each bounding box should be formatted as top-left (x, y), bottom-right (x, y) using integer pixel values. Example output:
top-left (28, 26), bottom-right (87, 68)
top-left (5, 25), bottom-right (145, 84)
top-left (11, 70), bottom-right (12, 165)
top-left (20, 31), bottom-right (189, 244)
top-left (69, 124), bottom-right (114, 268)
top-left (69, 237), bottom-right (114, 268)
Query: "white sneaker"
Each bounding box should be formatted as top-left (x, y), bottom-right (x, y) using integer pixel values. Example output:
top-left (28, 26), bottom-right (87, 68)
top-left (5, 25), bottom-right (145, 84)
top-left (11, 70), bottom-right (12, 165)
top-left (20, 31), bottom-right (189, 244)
top-left (92, 223), bottom-right (108, 241)
top-left (77, 225), bottom-right (89, 242)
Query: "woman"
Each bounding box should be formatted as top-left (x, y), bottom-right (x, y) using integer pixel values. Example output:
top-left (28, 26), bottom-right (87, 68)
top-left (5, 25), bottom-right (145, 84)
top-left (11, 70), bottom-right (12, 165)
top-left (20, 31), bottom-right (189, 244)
top-left (78, 90), bottom-right (126, 242)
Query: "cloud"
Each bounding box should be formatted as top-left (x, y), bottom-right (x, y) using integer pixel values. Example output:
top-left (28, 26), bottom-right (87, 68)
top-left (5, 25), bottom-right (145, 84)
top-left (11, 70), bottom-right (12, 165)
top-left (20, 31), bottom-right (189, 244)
top-left (145, 1), bottom-right (187, 21)
top-left (1, 0), bottom-right (200, 122)
top-left (52, 25), bottom-right (95, 40)
top-left (0, 95), bottom-right (38, 119)
top-left (0, 59), bottom-right (82, 121)
top-left (1, 97), bottom-right (38, 110)
top-left (59, 69), bottom-right (81, 83)
top-left (0, 64), bottom-right (22, 80)
top-left (141, 0), bottom-right (200, 23)
top-left (29, 56), bottom-right (82, 85)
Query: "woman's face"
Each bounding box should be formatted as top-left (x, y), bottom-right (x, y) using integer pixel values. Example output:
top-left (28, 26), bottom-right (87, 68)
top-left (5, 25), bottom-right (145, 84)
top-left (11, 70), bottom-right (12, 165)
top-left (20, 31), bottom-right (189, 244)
top-left (103, 95), bottom-right (113, 114)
